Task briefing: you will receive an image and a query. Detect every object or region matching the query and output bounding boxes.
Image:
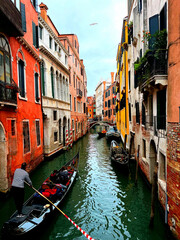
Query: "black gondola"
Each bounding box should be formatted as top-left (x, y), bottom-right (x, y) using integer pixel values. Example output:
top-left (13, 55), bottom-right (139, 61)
top-left (97, 129), bottom-right (107, 138)
top-left (2, 152), bottom-right (79, 239)
top-left (110, 140), bottom-right (129, 167)
top-left (106, 127), bottom-right (121, 142)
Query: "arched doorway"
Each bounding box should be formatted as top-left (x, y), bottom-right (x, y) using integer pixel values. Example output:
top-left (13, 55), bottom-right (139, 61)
top-left (149, 140), bottom-right (157, 184)
top-left (0, 123), bottom-right (8, 192)
top-left (63, 117), bottom-right (67, 146)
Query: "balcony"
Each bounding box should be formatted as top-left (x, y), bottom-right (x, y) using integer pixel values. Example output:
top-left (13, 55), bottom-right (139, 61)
top-left (134, 50), bottom-right (168, 92)
top-left (144, 115), bottom-right (166, 138)
top-left (0, 0), bottom-right (24, 37)
top-left (77, 89), bottom-right (82, 98)
top-left (0, 80), bottom-right (18, 106)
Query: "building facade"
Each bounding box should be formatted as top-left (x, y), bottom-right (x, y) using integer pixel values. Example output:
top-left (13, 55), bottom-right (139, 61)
top-left (103, 72), bottom-right (116, 124)
top-left (87, 96), bottom-right (96, 120)
top-left (95, 80), bottom-right (106, 121)
top-left (0, 0), bottom-right (44, 193)
top-left (39, 3), bottom-right (70, 156)
top-left (59, 34), bottom-right (88, 143)
top-left (116, 0), bottom-right (180, 238)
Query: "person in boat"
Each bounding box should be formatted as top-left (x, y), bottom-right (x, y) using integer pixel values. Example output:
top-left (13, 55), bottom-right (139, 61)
top-left (11, 162), bottom-right (32, 217)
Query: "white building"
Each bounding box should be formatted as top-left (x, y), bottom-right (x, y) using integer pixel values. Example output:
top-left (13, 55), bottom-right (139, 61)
top-left (39, 3), bottom-right (70, 157)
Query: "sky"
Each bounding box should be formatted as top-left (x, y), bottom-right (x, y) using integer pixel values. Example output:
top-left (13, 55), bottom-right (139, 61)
top-left (39, 0), bottom-right (127, 96)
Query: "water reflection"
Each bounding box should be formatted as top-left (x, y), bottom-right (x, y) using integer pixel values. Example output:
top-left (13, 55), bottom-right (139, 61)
top-left (0, 131), bottom-right (169, 240)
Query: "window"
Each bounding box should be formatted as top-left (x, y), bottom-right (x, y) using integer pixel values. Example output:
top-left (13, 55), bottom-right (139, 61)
top-left (149, 14), bottom-right (159, 49)
top-left (53, 110), bottom-right (57, 121)
top-left (68, 46), bottom-right (70, 53)
top-left (32, 21), bottom-right (39, 48)
top-left (49, 36), bottom-right (52, 49)
top-left (73, 74), bottom-right (75, 88)
top-left (136, 102), bottom-right (140, 124)
top-left (65, 55), bottom-right (67, 65)
top-left (39, 25), bottom-right (43, 40)
top-left (40, 61), bottom-right (45, 96)
top-left (142, 139), bottom-right (146, 158)
top-left (11, 120), bottom-right (16, 136)
top-left (21, 3), bottom-right (26, 32)
top-left (0, 35), bottom-right (11, 83)
top-left (35, 72), bottom-right (40, 102)
top-left (108, 99), bottom-right (111, 108)
top-left (157, 89), bottom-right (166, 130)
top-left (23, 121), bottom-right (30, 154)
top-left (75, 40), bottom-right (76, 48)
top-left (36, 120), bottom-right (40, 146)
top-left (128, 71), bottom-right (131, 91)
top-left (18, 59), bottom-right (25, 98)
top-left (129, 103), bottom-right (131, 121)
top-left (50, 67), bottom-right (54, 98)
top-left (31, 0), bottom-right (37, 10)
top-left (55, 42), bottom-right (57, 51)
top-left (160, 3), bottom-right (167, 31)
top-left (70, 94), bottom-right (72, 110)
top-left (74, 97), bottom-right (76, 111)
top-left (54, 132), bottom-right (58, 142)
top-left (142, 103), bottom-right (146, 125)
top-left (75, 58), bottom-right (77, 67)
top-left (159, 152), bottom-right (166, 181)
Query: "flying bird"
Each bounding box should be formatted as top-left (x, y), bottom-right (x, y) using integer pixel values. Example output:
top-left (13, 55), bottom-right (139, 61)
top-left (90, 23), bottom-right (98, 25)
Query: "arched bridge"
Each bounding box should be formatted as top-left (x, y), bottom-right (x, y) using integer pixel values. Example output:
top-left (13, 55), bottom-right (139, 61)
top-left (89, 121), bottom-right (115, 129)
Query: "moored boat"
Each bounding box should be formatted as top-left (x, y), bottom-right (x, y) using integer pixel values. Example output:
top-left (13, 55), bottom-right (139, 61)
top-left (97, 129), bottom-right (107, 138)
top-left (2, 152), bottom-right (79, 239)
top-left (106, 126), bottom-right (121, 141)
top-left (110, 140), bottom-right (129, 167)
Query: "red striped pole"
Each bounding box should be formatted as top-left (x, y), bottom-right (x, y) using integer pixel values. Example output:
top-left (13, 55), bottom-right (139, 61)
top-left (25, 182), bottom-right (96, 240)
top-left (64, 214), bottom-right (95, 240)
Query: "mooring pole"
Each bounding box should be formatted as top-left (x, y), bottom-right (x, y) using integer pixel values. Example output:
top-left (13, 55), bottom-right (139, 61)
top-left (135, 145), bottom-right (140, 184)
top-left (149, 162), bottom-right (158, 228)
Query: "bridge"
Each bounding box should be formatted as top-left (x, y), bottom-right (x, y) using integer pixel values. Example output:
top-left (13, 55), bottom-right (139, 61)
top-left (88, 121), bottom-right (115, 129)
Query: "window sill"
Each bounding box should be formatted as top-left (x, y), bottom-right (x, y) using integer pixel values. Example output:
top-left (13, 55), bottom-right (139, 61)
top-left (19, 96), bottom-right (27, 101)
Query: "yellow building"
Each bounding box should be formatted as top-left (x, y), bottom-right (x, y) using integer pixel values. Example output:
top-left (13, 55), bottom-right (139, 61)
top-left (116, 17), bottom-right (129, 145)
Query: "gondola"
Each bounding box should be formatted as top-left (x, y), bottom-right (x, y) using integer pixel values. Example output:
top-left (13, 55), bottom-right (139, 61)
top-left (106, 126), bottom-right (121, 142)
top-left (97, 129), bottom-right (107, 138)
top-left (2, 152), bottom-right (79, 239)
top-left (110, 140), bottom-right (129, 167)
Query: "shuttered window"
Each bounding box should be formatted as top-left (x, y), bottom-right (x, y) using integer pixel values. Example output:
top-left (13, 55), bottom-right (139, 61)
top-left (35, 72), bottom-right (39, 102)
top-left (23, 121), bottom-right (30, 154)
top-left (136, 102), bottom-right (140, 124)
top-left (32, 22), bottom-right (39, 48)
top-left (36, 120), bottom-right (40, 146)
top-left (149, 14), bottom-right (159, 49)
top-left (21, 3), bottom-right (26, 32)
top-left (18, 59), bottom-right (25, 98)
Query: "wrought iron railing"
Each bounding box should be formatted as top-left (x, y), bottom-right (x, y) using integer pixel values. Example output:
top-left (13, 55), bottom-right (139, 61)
top-left (0, 80), bottom-right (18, 105)
top-left (77, 89), bottom-right (82, 98)
top-left (134, 49), bottom-right (168, 88)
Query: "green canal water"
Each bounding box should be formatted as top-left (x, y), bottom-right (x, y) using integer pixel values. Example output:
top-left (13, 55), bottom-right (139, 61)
top-left (0, 130), bottom-right (171, 240)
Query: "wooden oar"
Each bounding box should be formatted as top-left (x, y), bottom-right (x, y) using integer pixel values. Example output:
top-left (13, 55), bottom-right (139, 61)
top-left (25, 181), bottom-right (95, 240)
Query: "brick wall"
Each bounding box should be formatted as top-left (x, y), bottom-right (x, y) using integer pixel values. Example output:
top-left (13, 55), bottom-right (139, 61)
top-left (167, 122), bottom-right (180, 239)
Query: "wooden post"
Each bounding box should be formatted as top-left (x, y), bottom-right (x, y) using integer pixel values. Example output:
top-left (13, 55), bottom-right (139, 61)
top-left (149, 162), bottom-right (158, 228)
top-left (135, 145), bottom-right (140, 184)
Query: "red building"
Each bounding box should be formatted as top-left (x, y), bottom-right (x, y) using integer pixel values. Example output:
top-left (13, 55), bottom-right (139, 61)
top-left (87, 96), bottom-right (96, 120)
top-left (0, 0), bottom-right (43, 193)
top-left (103, 72), bottom-right (116, 124)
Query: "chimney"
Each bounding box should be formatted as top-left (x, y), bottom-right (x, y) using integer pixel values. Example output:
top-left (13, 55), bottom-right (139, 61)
top-left (39, 3), bottom-right (48, 22)
top-left (111, 72), bottom-right (114, 84)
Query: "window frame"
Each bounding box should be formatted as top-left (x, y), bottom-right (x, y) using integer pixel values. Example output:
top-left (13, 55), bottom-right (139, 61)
top-left (35, 119), bottom-right (41, 146)
top-left (23, 120), bottom-right (30, 154)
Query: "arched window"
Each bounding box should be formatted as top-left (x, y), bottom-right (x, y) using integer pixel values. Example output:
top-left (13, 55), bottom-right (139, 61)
top-left (50, 67), bottom-right (54, 98)
top-left (40, 60), bottom-right (45, 96)
top-left (0, 35), bottom-right (11, 83)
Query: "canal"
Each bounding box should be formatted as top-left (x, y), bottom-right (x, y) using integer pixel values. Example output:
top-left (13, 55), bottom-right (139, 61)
top-left (0, 130), bottom-right (171, 240)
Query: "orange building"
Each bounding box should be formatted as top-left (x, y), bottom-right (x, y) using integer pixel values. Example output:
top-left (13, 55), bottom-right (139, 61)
top-left (59, 34), bottom-right (88, 143)
top-left (103, 72), bottom-right (116, 124)
top-left (0, 0), bottom-right (43, 193)
top-left (87, 96), bottom-right (96, 120)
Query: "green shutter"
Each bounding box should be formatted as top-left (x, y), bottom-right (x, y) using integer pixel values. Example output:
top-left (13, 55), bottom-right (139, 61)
top-left (32, 22), bottom-right (36, 47)
top-left (21, 3), bottom-right (26, 32)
